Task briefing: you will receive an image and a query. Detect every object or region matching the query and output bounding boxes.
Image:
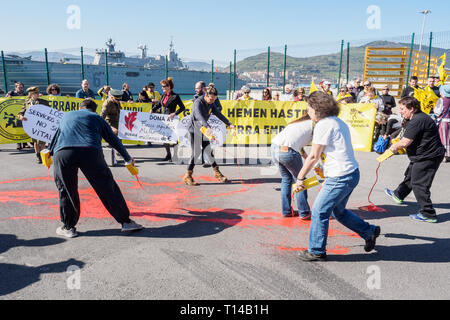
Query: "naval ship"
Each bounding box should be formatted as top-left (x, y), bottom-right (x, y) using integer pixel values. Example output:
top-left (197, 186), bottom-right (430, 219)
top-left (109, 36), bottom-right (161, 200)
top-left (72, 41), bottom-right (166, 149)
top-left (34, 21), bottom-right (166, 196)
top-left (1, 39), bottom-right (245, 97)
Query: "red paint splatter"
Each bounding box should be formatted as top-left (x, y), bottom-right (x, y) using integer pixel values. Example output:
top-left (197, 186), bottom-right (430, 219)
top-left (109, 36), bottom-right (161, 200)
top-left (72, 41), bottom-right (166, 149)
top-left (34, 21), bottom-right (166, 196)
top-left (0, 175), bottom-right (358, 255)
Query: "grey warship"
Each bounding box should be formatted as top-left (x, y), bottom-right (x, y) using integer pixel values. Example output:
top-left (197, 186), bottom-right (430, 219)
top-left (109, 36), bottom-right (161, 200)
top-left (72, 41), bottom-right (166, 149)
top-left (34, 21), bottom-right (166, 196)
top-left (1, 39), bottom-right (244, 97)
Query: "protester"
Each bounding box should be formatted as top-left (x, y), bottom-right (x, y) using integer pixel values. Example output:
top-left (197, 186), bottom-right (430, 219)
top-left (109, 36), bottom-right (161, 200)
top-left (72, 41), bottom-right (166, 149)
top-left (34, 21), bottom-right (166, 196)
top-left (273, 92), bottom-right (280, 101)
top-left (360, 87), bottom-right (385, 113)
top-left (136, 90), bottom-right (151, 103)
top-left (293, 88), bottom-right (306, 102)
top-left (380, 85), bottom-right (396, 115)
top-left (152, 77), bottom-right (186, 161)
top-left (76, 80), bottom-right (96, 99)
top-left (283, 84), bottom-right (294, 101)
top-left (385, 97), bottom-right (445, 223)
top-left (423, 77), bottom-right (440, 99)
top-left (7, 82), bottom-right (29, 150)
top-left (352, 79), bottom-right (364, 98)
top-left (357, 80), bottom-right (373, 102)
top-left (239, 86), bottom-right (253, 101)
top-left (297, 88), bottom-right (307, 102)
top-left (146, 82), bottom-right (161, 106)
top-left (433, 75), bottom-right (441, 94)
top-left (262, 87), bottom-right (272, 101)
top-left (336, 86), bottom-right (354, 103)
top-left (233, 87), bottom-right (244, 100)
top-left (97, 85), bottom-right (111, 101)
top-left (46, 84), bottom-right (61, 96)
top-left (17, 87), bottom-right (50, 163)
top-left (183, 84), bottom-right (234, 186)
top-left (322, 81), bottom-right (333, 96)
top-left (101, 89), bottom-right (122, 135)
top-left (6, 81), bottom-right (25, 97)
top-left (193, 81), bottom-right (206, 101)
top-left (48, 99), bottom-right (144, 238)
top-left (401, 76), bottom-right (420, 98)
top-left (121, 83), bottom-right (134, 102)
top-left (380, 113), bottom-right (403, 140)
top-left (295, 91), bottom-right (380, 261)
top-left (435, 85), bottom-right (450, 162)
top-left (347, 83), bottom-right (356, 100)
top-left (193, 81), bottom-right (223, 112)
top-left (271, 115), bottom-right (313, 219)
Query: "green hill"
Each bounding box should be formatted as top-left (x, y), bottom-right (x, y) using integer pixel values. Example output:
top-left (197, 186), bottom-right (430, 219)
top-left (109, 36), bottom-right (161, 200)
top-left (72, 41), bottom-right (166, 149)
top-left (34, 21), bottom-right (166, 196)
top-left (232, 41), bottom-right (450, 83)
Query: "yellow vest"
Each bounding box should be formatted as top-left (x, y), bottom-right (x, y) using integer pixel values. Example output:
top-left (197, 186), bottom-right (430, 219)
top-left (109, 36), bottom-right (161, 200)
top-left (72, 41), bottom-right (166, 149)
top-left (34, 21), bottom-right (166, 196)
top-left (147, 90), bottom-right (161, 102)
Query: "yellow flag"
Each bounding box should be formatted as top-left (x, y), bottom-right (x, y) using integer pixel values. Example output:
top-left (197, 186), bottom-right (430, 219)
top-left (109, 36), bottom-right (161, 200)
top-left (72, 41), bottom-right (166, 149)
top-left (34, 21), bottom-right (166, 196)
top-left (309, 80), bottom-right (319, 94)
top-left (423, 86), bottom-right (439, 114)
top-left (439, 53), bottom-right (448, 84)
top-left (414, 86), bottom-right (439, 114)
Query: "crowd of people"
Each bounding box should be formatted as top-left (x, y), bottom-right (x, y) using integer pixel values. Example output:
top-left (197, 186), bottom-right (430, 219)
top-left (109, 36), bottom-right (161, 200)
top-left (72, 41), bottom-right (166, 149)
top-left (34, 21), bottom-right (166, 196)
top-left (3, 75), bottom-right (449, 261)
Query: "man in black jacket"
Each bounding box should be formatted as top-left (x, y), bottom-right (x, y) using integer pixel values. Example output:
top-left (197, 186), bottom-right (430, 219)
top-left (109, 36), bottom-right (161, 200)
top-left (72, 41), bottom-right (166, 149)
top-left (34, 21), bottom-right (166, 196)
top-left (380, 85), bottom-right (396, 115)
top-left (401, 76), bottom-right (420, 98)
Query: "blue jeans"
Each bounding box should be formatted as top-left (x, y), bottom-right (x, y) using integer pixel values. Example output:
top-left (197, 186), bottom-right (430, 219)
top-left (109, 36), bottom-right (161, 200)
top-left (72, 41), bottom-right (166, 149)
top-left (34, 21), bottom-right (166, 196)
top-left (271, 145), bottom-right (310, 216)
top-left (308, 169), bottom-right (375, 255)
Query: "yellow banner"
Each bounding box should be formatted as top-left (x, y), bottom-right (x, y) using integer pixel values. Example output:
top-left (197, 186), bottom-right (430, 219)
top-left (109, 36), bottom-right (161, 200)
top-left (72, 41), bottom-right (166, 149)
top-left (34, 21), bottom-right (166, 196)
top-left (179, 100), bottom-right (376, 152)
top-left (0, 97), bottom-right (375, 152)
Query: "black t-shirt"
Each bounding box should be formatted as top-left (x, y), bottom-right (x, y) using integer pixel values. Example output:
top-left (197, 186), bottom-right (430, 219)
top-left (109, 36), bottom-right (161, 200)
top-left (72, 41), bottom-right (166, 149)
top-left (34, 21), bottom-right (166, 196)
top-left (403, 111), bottom-right (445, 162)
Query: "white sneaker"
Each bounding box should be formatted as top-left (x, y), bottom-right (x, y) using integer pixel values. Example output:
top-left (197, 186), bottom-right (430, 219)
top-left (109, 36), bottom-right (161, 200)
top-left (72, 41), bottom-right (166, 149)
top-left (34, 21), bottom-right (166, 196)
top-left (56, 226), bottom-right (78, 238)
top-left (121, 220), bottom-right (144, 232)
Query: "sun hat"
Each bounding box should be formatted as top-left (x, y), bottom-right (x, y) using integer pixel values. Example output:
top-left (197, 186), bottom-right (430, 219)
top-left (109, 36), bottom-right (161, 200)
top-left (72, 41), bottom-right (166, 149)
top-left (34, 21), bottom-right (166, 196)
top-left (440, 85), bottom-right (450, 98)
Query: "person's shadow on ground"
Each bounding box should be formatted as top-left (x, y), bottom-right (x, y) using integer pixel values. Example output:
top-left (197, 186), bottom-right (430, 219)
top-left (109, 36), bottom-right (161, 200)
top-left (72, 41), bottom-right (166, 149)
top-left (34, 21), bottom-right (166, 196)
top-left (354, 203), bottom-right (450, 223)
top-left (0, 234), bottom-right (84, 297)
top-left (330, 233), bottom-right (450, 263)
top-left (80, 208), bottom-right (244, 239)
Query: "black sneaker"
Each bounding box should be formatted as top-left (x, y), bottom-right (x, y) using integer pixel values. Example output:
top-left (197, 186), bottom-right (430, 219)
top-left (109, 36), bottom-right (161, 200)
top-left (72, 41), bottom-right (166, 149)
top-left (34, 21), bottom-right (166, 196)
top-left (364, 226), bottom-right (381, 252)
top-left (298, 250), bottom-right (327, 262)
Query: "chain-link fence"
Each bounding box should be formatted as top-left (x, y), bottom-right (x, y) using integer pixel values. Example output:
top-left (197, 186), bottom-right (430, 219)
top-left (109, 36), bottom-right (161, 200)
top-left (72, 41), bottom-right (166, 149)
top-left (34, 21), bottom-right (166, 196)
top-left (229, 30), bottom-right (450, 97)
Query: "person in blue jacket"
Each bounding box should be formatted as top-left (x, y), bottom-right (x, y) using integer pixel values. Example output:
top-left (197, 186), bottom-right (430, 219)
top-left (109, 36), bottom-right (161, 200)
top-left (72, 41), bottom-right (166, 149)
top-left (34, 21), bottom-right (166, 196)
top-left (48, 99), bottom-right (144, 238)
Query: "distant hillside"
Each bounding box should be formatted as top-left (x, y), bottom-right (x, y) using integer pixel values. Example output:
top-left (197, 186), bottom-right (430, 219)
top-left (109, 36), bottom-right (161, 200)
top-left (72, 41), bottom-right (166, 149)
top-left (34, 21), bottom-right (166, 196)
top-left (232, 41), bottom-right (450, 82)
top-left (184, 61), bottom-right (211, 71)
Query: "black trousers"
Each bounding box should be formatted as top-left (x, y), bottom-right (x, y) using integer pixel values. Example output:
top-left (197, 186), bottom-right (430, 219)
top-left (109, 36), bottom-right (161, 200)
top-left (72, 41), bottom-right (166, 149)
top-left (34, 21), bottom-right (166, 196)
top-left (187, 132), bottom-right (217, 171)
top-left (53, 148), bottom-right (131, 229)
top-left (394, 156), bottom-right (444, 218)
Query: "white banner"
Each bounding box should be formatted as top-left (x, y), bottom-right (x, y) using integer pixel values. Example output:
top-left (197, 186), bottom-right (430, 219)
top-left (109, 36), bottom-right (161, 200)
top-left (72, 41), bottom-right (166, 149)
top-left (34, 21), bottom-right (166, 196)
top-left (118, 111), bottom-right (179, 144)
top-left (176, 115), bottom-right (227, 149)
top-left (23, 104), bottom-right (65, 143)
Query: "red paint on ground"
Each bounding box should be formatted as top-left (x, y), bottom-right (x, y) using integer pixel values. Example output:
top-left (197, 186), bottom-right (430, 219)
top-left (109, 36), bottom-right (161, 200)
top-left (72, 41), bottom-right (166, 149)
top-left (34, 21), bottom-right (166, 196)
top-left (0, 175), bottom-right (358, 255)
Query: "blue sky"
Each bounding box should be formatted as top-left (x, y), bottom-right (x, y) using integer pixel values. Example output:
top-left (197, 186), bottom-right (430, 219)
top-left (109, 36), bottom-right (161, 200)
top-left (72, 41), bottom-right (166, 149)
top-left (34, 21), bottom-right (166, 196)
top-left (1, 0), bottom-right (449, 63)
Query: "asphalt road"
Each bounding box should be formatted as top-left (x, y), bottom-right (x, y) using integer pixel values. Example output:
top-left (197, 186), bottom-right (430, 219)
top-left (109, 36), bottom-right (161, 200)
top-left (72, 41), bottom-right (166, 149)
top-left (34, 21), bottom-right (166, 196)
top-left (0, 144), bottom-right (449, 300)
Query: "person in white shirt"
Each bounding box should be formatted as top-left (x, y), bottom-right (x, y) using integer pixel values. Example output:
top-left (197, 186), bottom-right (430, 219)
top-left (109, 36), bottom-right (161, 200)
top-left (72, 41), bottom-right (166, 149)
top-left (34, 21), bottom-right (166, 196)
top-left (295, 91), bottom-right (380, 261)
top-left (360, 87), bottom-right (384, 113)
top-left (271, 115), bottom-right (313, 219)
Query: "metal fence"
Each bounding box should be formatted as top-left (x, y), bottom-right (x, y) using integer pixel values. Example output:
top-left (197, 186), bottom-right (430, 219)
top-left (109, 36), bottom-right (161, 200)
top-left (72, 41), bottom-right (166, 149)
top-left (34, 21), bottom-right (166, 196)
top-left (230, 30), bottom-right (450, 95)
top-left (1, 31), bottom-right (450, 97)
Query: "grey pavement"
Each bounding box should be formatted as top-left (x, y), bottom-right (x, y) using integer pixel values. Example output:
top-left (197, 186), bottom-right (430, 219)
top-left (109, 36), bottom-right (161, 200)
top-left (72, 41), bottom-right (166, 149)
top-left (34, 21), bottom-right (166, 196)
top-left (0, 143), bottom-right (449, 300)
